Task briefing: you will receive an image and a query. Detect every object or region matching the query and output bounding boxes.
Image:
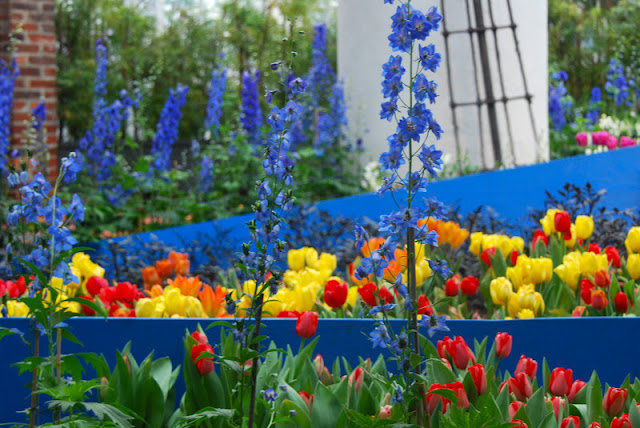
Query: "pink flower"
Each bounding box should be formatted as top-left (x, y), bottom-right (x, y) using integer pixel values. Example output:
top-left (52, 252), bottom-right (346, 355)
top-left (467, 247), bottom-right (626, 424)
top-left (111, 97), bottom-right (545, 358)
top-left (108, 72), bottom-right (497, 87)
top-left (575, 132), bottom-right (589, 147)
top-left (606, 136), bottom-right (619, 150)
top-left (620, 136), bottom-right (636, 148)
top-left (592, 130), bottom-right (610, 145)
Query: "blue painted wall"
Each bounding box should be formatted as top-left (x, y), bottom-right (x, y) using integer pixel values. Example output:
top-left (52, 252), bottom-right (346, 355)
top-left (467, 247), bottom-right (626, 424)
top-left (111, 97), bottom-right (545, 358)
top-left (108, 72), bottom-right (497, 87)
top-left (1, 317), bottom-right (640, 422)
top-left (87, 147), bottom-right (640, 263)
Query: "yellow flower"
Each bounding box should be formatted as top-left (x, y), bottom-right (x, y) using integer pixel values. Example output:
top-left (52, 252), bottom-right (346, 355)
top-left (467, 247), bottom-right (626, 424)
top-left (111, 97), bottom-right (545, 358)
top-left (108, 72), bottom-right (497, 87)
top-left (540, 209), bottom-right (561, 236)
top-left (507, 293), bottom-right (520, 318)
top-left (136, 298), bottom-right (163, 318)
top-left (531, 258), bottom-right (553, 284)
top-left (510, 237), bottom-right (525, 253)
top-left (517, 309), bottom-right (535, 319)
top-left (575, 216), bottom-right (594, 240)
top-left (554, 262), bottom-right (581, 290)
top-left (71, 253), bottom-right (105, 294)
top-left (288, 248), bottom-right (306, 271)
top-left (184, 296), bottom-right (206, 318)
top-left (317, 253), bottom-right (337, 273)
top-left (305, 247), bottom-right (320, 270)
top-left (347, 286), bottom-right (359, 307)
top-left (565, 224), bottom-right (577, 248)
top-left (580, 252), bottom-right (599, 275)
top-left (469, 232), bottom-right (484, 256)
top-left (415, 259), bottom-right (432, 286)
top-left (4, 300), bottom-right (29, 317)
top-left (625, 227), bottom-right (640, 254)
top-left (506, 266), bottom-right (524, 291)
top-left (164, 286), bottom-right (186, 317)
top-left (490, 277), bottom-right (513, 305)
top-left (627, 253), bottom-right (640, 280)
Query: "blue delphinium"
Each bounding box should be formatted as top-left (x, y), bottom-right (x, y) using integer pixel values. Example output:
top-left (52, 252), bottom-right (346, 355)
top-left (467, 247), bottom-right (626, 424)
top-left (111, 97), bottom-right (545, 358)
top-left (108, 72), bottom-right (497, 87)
top-left (548, 71), bottom-right (574, 131)
top-left (204, 66), bottom-right (227, 136)
top-left (356, 1), bottom-right (449, 364)
top-left (150, 84), bottom-right (189, 171)
top-left (306, 24), bottom-right (335, 109)
top-left (605, 58), bottom-right (633, 107)
top-left (240, 70), bottom-right (263, 148)
top-left (0, 57), bottom-right (19, 180)
top-left (199, 155), bottom-right (214, 194)
top-left (584, 87), bottom-right (601, 128)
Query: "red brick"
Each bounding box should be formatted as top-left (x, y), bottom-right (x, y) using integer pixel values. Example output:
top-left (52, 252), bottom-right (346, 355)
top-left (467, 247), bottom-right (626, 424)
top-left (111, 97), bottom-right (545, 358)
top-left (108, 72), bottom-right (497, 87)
top-left (18, 43), bottom-right (39, 53)
top-left (43, 68), bottom-right (55, 77)
top-left (21, 22), bottom-right (37, 31)
top-left (28, 56), bottom-right (55, 65)
top-left (41, 44), bottom-right (55, 53)
top-left (29, 79), bottom-right (55, 88)
top-left (19, 66), bottom-right (40, 76)
top-left (27, 33), bottom-right (54, 43)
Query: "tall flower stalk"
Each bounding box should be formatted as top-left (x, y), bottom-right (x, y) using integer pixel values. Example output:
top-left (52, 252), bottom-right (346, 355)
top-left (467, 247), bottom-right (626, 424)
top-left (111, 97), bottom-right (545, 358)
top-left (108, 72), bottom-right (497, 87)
top-left (355, 1), bottom-right (450, 425)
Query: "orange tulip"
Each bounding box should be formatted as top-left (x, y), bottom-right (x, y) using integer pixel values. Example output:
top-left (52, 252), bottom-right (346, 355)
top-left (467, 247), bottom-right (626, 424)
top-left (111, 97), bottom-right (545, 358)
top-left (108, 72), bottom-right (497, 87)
top-left (361, 237), bottom-right (385, 258)
top-left (168, 251), bottom-right (189, 269)
top-left (199, 284), bottom-right (228, 317)
top-left (141, 266), bottom-right (160, 289)
top-left (383, 260), bottom-right (403, 282)
top-left (156, 259), bottom-right (173, 279)
top-left (175, 259), bottom-right (190, 276)
top-left (168, 275), bottom-right (203, 298)
top-left (149, 284), bottom-right (164, 299)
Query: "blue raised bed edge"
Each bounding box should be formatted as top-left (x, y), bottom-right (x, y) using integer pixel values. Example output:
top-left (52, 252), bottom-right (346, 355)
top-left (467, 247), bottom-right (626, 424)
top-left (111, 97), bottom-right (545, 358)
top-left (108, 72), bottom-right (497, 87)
top-left (1, 317), bottom-right (640, 422)
top-left (86, 147), bottom-right (640, 262)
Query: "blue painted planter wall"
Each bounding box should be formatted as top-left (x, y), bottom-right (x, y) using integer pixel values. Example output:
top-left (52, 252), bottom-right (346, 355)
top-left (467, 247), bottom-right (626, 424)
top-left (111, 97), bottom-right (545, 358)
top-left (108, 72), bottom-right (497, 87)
top-left (87, 147), bottom-right (640, 263)
top-left (1, 317), bottom-right (640, 422)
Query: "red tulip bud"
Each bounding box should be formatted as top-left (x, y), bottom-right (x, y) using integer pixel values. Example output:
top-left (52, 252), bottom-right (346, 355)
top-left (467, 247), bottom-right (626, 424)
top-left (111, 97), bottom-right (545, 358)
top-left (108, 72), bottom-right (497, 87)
top-left (468, 364), bottom-right (487, 395)
top-left (591, 289), bottom-right (608, 310)
top-left (615, 292), bottom-right (629, 313)
top-left (348, 367), bottom-right (364, 393)
top-left (460, 276), bottom-right (479, 295)
top-left (554, 211), bottom-right (571, 233)
top-left (514, 355), bottom-right (538, 380)
top-left (549, 367), bottom-right (573, 396)
top-left (560, 416), bottom-right (581, 428)
top-left (295, 311), bottom-right (319, 339)
top-left (568, 379), bottom-right (587, 402)
top-left (480, 247), bottom-right (497, 266)
top-left (603, 387), bottom-right (628, 417)
top-left (378, 405), bottom-right (392, 419)
top-left (509, 401), bottom-right (524, 419)
top-left (594, 269), bottom-right (611, 288)
top-left (495, 332), bottom-right (513, 359)
top-left (444, 274), bottom-right (461, 297)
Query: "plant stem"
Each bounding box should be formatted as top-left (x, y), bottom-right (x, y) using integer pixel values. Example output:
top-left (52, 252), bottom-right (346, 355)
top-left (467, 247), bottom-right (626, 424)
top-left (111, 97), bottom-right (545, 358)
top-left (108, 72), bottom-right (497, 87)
top-left (29, 324), bottom-right (39, 428)
top-left (55, 327), bottom-right (62, 423)
top-left (247, 293), bottom-right (264, 428)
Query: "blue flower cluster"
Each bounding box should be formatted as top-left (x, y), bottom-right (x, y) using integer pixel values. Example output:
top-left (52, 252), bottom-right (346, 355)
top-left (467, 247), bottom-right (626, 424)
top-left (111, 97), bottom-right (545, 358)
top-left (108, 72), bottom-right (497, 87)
top-left (31, 101), bottom-right (46, 131)
top-left (204, 66), bottom-right (227, 136)
top-left (548, 71), bottom-right (574, 131)
top-left (313, 81), bottom-right (349, 156)
top-left (150, 84), bottom-right (189, 171)
top-left (0, 57), bottom-right (19, 179)
top-left (584, 87), bottom-right (601, 128)
top-left (78, 40), bottom-right (134, 182)
top-left (240, 70), bottom-right (262, 147)
top-left (306, 24), bottom-right (335, 108)
top-left (199, 155), bottom-right (214, 194)
top-left (6, 153), bottom-right (83, 273)
top-left (605, 58), bottom-right (634, 107)
top-left (355, 2), bottom-right (450, 353)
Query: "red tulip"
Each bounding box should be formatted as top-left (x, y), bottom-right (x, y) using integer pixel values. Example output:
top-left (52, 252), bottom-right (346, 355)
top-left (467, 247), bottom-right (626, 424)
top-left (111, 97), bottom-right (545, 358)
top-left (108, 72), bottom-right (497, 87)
top-left (468, 364), bottom-right (487, 395)
top-left (593, 269), bottom-right (611, 288)
top-left (502, 372), bottom-right (533, 401)
top-left (417, 294), bottom-right (433, 315)
top-left (426, 381), bottom-right (469, 414)
top-left (549, 367), bottom-right (573, 396)
top-left (510, 420), bottom-right (527, 428)
top-left (580, 279), bottom-right (594, 304)
top-left (591, 289), bottom-right (608, 310)
top-left (589, 423), bottom-right (603, 428)
top-left (568, 379), bottom-right (587, 402)
top-left (510, 250), bottom-right (519, 266)
top-left (480, 247), bottom-right (497, 266)
top-left (460, 276), bottom-right (479, 295)
top-left (532, 229), bottom-right (549, 248)
top-left (296, 311), bottom-right (319, 339)
top-left (444, 274), bottom-right (461, 297)
top-left (348, 367), bottom-right (363, 392)
top-left (509, 401), bottom-right (525, 419)
top-left (495, 332), bottom-right (513, 359)
top-left (437, 336), bottom-right (475, 370)
top-left (78, 295), bottom-right (96, 316)
top-left (554, 211), bottom-right (571, 233)
top-left (299, 391), bottom-right (314, 411)
top-left (605, 246), bottom-right (622, 268)
top-left (611, 414), bottom-right (632, 428)
top-left (560, 416), bottom-right (581, 428)
top-left (115, 281), bottom-right (138, 303)
top-left (603, 387), bottom-right (628, 417)
top-left (546, 396), bottom-right (565, 420)
top-left (191, 343), bottom-right (214, 376)
top-left (314, 354), bottom-right (324, 377)
top-left (572, 306), bottom-right (587, 317)
top-left (277, 310), bottom-right (301, 318)
top-left (358, 283), bottom-right (393, 306)
top-left (324, 279), bottom-right (348, 308)
top-left (514, 355), bottom-right (538, 380)
top-left (615, 292), bottom-right (629, 313)
top-left (86, 276), bottom-right (109, 297)
top-left (191, 331), bottom-right (208, 345)
top-left (588, 243), bottom-right (601, 254)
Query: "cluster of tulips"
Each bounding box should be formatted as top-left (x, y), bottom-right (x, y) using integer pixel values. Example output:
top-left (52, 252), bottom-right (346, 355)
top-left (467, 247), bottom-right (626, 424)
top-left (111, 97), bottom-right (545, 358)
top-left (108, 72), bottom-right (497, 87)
top-left (575, 130), bottom-right (638, 150)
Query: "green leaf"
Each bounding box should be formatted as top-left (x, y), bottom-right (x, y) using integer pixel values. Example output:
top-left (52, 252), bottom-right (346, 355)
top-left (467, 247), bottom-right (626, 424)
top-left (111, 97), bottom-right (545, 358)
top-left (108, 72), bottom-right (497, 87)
top-left (525, 387), bottom-right (546, 428)
top-left (586, 371), bottom-right (603, 423)
top-left (174, 407), bottom-right (234, 427)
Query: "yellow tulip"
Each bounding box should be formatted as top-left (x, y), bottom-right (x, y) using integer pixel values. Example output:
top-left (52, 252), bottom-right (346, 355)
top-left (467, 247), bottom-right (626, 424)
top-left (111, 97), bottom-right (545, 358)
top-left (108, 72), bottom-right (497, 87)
top-left (164, 287), bottom-right (186, 317)
top-left (317, 253), bottom-right (337, 273)
top-left (288, 248), bottom-right (306, 271)
top-left (517, 309), bottom-right (535, 319)
top-left (554, 263), bottom-right (581, 290)
top-left (506, 266), bottom-right (524, 291)
top-left (305, 247), bottom-right (319, 270)
top-left (469, 232), bottom-right (483, 256)
top-left (626, 227), bottom-right (640, 254)
top-left (531, 258), bottom-right (553, 284)
top-left (185, 296), bottom-right (206, 318)
top-left (490, 277), bottom-right (513, 305)
top-left (415, 259), bottom-right (432, 285)
top-left (507, 293), bottom-right (520, 318)
top-left (347, 286), bottom-right (359, 307)
top-left (565, 224), bottom-right (577, 248)
top-left (580, 252), bottom-right (599, 275)
top-left (510, 237), bottom-right (525, 253)
top-left (627, 253), bottom-right (640, 280)
top-left (136, 298), bottom-right (157, 318)
top-left (540, 209), bottom-right (561, 236)
top-left (5, 300), bottom-right (29, 317)
top-left (575, 216), bottom-right (594, 240)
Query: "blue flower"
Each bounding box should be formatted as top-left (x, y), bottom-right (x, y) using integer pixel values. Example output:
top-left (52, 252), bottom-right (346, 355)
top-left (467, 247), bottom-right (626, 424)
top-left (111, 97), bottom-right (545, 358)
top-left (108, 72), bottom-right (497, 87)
top-left (392, 386), bottom-right (404, 404)
top-left (398, 116), bottom-right (427, 142)
top-left (288, 77), bottom-right (308, 94)
top-left (369, 324), bottom-right (391, 348)
top-left (428, 259), bottom-right (452, 279)
top-left (413, 74), bottom-right (438, 104)
top-left (263, 387), bottom-right (278, 403)
top-left (267, 106), bottom-right (285, 131)
top-left (419, 314), bottom-right (449, 338)
top-left (382, 55), bottom-right (405, 80)
top-left (151, 84), bottom-right (189, 171)
top-left (380, 100), bottom-right (398, 122)
top-left (369, 303), bottom-right (396, 316)
top-left (409, 10), bottom-right (431, 40)
top-left (199, 156), bottom-right (214, 194)
top-left (204, 67), bottom-right (227, 135)
top-left (419, 144), bottom-right (443, 178)
top-left (68, 194), bottom-right (85, 222)
top-left (418, 44), bottom-right (442, 72)
top-left (241, 70), bottom-right (263, 146)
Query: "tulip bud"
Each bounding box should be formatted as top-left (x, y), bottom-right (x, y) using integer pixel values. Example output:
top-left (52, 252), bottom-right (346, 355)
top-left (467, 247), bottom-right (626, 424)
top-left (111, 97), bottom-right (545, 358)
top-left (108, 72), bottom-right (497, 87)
top-left (532, 229), bottom-right (549, 248)
top-left (610, 415), bottom-right (632, 428)
top-left (320, 366), bottom-right (334, 385)
top-left (495, 332), bottom-right (513, 359)
top-left (480, 247), bottom-right (497, 266)
top-left (588, 423), bottom-right (602, 428)
top-left (560, 416), bottom-right (581, 428)
top-left (191, 331), bottom-right (208, 345)
top-left (615, 292), bottom-right (629, 313)
top-left (568, 379), bottom-right (587, 402)
top-left (509, 401), bottom-right (524, 419)
top-left (546, 396), bottom-right (565, 420)
top-left (554, 211), bottom-right (571, 234)
top-left (123, 354), bottom-right (131, 375)
top-left (444, 275), bottom-right (461, 297)
top-left (510, 420), bottom-right (527, 428)
top-left (348, 367), bottom-right (364, 393)
top-left (549, 367), bottom-right (573, 396)
top-left (378, 405), bottom-right (392, 419)
top-left (603, 387), bottom-right (628, 417)
top-left (295, 311), bottom-right (319, 339)
top-left (299, 391), bottom-right (314, 412)
top-left (468, 364), bottom-right (487, 395)
top-left (514, 355), bottom-right (538, 380)
top-left (580, 279), bottom-right (594, 304)
top-left (593, 269), bottom-right (611, 288)
top-left (605, 246), bottom-right (622, 268)
top-left (313, 354), bottom-right (324, 377)
top-left (590, 289), bottom-right (608, 311)
top-left (99, 376), bottom-right (109, 401)
top-left (572, 306), bottom-right (586, 317)
top-left (460, 276), bottom-right (479, 295)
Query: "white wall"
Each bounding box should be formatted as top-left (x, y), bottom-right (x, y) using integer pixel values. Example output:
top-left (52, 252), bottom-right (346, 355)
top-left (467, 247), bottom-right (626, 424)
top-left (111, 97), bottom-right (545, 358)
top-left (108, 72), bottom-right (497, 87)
top-left (338, 0), bottom-right (548, 171)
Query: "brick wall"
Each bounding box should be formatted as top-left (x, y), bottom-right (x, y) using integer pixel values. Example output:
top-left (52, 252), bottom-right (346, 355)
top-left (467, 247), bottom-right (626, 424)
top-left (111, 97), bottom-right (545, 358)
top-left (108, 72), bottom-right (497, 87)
top-left (0, 0), bottom-right (58, 179)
